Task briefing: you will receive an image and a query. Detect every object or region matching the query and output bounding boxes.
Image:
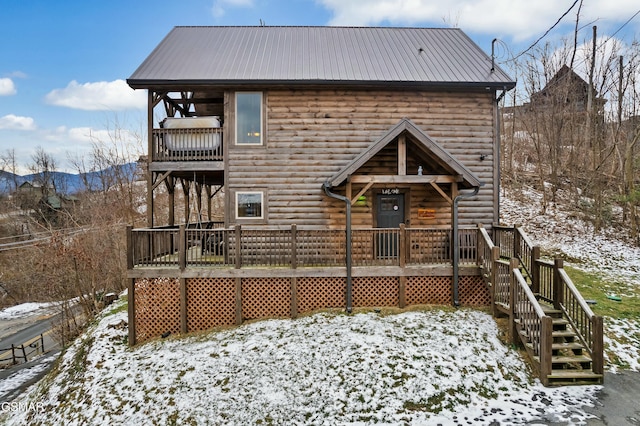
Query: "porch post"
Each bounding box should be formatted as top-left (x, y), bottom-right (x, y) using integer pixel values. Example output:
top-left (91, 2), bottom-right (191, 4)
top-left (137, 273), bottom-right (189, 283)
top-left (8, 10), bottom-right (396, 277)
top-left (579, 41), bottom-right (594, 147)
top-left (553, 258), bottom-right (564, 309)
top-left (128, 278), bottom-right (136, 345)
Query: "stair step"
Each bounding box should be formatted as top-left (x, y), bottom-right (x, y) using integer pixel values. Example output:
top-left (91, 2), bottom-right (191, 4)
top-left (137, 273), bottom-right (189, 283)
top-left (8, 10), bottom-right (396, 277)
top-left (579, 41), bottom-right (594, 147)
top-left (534, 354), bottom-right (592, 364)
top-left (526, 342), bottom-right (585, 352)
top-left (551, 355), bottom-right (592, 364)
top-left (552, 342), bottom-right (584, 351)
top-left (547, 370), bottom-right (604, 386)
top-left (552, 330), bottom-right (577, 338)
top-left (548, 370), bottom-right (602, 379)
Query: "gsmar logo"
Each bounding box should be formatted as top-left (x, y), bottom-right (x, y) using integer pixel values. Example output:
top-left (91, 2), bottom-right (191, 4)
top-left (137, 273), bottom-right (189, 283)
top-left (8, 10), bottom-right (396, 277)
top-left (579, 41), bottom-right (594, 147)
top-left (1, 401), bottom-right (45, 412)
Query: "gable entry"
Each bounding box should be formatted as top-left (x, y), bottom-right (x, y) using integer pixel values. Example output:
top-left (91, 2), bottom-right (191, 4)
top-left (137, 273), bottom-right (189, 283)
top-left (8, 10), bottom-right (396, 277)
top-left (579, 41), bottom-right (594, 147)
top-left (322, 118), bottom-right (483, 309)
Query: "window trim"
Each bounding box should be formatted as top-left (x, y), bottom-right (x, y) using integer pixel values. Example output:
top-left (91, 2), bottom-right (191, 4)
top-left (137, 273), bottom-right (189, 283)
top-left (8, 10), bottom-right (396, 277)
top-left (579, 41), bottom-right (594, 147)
top-left (235, 92), bottom-right (263, 146)
top-left (235, 190), bottom-right (265, 221)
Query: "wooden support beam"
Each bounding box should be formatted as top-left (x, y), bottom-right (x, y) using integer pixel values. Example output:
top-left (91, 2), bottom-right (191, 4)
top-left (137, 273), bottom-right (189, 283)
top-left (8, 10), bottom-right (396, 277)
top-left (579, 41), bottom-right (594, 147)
top-left (235, 277), bottom-right (242, 325)
top-left (291, 277), bottom-right (298, 319)
top-left (152, 171), bottom-right (173, 191)
top-left (180, 278), bottom-right (187, 334)
top-left (351, 182), bottom-right (374, 205)
top-left (350, 175), bottom-right (460, 184)
top-left (398, 134), bottom-right (406, 175)
top-left (430, 181), bottom-right (453, 205)
top-left (181, 179), bottom-right (191, 223)
top-left (128, 278), bottom-right (136, 346)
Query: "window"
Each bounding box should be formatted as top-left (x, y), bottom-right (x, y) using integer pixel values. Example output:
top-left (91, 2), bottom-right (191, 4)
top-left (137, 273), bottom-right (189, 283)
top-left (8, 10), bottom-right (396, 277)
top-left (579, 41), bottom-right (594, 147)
top-left (236, 191), bottom-right (264, 219)
top-left (236, 92), bottom-right (262, 145)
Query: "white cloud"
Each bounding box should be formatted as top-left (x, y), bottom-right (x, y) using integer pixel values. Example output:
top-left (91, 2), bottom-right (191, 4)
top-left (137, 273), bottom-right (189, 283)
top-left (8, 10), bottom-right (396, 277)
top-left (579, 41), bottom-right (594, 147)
top-left (0, 114), bottom-right (35, 131)
top-left (212, 0), bottom-right (254, 18)
top-left (318, 0), bottom-right (640, 42)
top-left (44, 79), bottom-right (147, 111)
top-left (0, 78), bottom-right (16, 96)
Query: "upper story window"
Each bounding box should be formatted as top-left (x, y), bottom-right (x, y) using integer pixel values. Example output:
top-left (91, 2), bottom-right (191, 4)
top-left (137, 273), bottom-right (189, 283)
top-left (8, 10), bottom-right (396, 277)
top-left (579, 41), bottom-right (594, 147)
top-left (236, 92), bottom-right (263, 145)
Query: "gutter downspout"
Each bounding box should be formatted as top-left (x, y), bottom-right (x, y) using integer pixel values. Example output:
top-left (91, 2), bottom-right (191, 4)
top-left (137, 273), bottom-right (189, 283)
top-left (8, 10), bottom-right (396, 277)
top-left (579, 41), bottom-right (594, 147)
top-left (452, 186), bottom-right (480, 307)
top-left (322, 181), bottom-right (353, 313)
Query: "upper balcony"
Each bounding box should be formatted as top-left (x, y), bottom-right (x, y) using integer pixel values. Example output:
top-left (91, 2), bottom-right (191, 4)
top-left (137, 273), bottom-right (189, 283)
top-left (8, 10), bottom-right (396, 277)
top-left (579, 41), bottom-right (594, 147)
top-left (151, 116), bottom-right (224, 163)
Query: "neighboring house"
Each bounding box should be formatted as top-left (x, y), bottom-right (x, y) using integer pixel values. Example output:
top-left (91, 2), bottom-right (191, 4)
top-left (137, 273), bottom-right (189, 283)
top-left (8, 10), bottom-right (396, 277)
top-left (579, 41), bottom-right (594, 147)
top-left (125, 27), bottom-right (604, 386)
top-left (529, 64), bottom-right (606, 113)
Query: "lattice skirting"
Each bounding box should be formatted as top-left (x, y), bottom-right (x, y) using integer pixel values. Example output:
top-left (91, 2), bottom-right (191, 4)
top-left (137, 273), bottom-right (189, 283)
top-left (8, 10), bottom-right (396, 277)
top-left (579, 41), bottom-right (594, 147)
top-left (187, 277), bottom-right (235, 332)
top-left (406, 276), bottom-right (452, 305)
top-left (241, 277), bottom-right (290, 320)
top-left (133, 274), bottom-right (490, 342)
top-left (353, 277), bottom-right (399, 307)
top-left (458, 275), bottom-right (491, 306)
top-left (297, 277), bottom-right (345, 314)
top-left (134, 277), bottom-right (181, 342)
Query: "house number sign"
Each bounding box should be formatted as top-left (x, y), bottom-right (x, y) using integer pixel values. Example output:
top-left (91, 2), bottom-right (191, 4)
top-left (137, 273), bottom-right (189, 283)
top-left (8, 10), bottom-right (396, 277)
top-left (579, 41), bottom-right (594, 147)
top-left (381, 188), bottom-right (400, 195)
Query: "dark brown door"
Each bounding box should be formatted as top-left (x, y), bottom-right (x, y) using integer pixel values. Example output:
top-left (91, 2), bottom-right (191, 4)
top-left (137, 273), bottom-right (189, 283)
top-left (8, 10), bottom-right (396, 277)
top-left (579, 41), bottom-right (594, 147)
top-left (376, 194), bottom-right (404, 258)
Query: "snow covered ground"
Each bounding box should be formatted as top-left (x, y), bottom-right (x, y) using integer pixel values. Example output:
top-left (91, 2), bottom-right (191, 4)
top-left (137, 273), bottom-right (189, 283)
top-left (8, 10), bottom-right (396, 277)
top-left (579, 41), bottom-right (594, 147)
top-left (0, 186), bottom-right (637, 425)
top-left (2, 303), bottom-right (600, 425)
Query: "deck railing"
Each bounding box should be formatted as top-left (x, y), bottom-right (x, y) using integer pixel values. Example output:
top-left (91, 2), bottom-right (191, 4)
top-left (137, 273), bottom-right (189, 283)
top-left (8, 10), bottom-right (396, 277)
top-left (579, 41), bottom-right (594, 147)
top-left (152, 127), bottom-right (224, 162)
top-left (127, 225), bottom-right (479, 269)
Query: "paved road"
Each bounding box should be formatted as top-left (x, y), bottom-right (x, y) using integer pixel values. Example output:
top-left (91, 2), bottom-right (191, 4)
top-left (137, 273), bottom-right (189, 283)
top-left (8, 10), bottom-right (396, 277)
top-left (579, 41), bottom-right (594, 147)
top-left (0, 315), bottom-right (60, 366)
top-left (585, 370), bottom-right (640, 425)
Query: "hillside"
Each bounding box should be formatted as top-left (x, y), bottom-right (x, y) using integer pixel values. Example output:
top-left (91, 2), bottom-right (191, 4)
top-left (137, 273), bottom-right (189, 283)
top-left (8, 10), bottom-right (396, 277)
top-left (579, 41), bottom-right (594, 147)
top-left (1, 186), bottom-right (638, 425)
top-left (0, 163), bottom-right (139, 195)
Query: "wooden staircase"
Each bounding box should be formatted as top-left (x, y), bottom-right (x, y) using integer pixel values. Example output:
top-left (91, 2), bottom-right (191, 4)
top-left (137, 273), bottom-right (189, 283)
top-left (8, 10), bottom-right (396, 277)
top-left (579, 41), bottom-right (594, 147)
top-left (478, 224), bottom-right (605, 387)
top-left (517, 302), bottom-right (603, 386)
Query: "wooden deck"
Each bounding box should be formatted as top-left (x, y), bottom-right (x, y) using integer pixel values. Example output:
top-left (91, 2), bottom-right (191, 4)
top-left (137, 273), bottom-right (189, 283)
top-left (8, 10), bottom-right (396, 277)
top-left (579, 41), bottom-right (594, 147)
top-left (127, 224), bottom-right (479, 272)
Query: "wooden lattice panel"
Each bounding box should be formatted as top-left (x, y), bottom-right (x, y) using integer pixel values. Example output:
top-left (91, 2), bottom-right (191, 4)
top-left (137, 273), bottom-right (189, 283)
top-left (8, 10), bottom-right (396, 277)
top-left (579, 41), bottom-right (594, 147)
top-left (242, 277), bottom-right (290, 320)
top-left (458, 275), bottom-right (491, 306)
top-left (134, 278), bottom-right (180, 342)
top-left (352, 277), bottom-right (399, 307)
top-left (186, 277), bottom-right (236, 332)
top-left (297, 277), bottom-right (345, 314)
top-left (405, 276), bottom-right (451, 306)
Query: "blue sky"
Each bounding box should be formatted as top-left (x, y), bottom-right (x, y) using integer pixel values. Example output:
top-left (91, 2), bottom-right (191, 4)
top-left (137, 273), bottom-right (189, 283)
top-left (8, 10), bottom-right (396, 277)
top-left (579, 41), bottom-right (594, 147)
top-left (1, 0), bottom-right (639, 173)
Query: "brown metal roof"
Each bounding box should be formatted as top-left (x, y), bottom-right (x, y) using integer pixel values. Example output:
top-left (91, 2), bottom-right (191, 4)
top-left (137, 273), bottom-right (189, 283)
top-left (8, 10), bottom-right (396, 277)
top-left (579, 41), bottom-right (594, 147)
top-left (128, 26), bottom-right (515, 89)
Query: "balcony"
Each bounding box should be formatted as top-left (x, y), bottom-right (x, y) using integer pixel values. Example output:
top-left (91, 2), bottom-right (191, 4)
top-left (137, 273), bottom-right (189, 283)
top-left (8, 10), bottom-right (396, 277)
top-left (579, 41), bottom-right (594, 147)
top-left (151, 127), bottom-right (223, 162)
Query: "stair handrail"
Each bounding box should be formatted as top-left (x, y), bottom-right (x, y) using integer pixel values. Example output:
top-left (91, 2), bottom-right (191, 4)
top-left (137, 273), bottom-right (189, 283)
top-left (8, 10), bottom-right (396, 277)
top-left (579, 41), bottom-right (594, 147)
top-left (511, 262), bottom-right (553, 382)
top-left (555, 265), bottom-right (604, 375)
top-left (514, 225), bottom-right (537, 282)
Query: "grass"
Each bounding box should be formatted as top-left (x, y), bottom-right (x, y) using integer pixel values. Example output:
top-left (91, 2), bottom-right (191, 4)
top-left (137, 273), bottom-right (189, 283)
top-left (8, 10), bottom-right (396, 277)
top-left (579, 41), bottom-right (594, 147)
top-left (564, 266), bottom-right (640, 320)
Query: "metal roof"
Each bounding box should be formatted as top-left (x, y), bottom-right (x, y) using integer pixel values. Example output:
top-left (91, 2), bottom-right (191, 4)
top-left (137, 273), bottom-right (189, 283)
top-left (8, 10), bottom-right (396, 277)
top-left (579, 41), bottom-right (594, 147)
top-left (128, 26), bottom-right (515, 89)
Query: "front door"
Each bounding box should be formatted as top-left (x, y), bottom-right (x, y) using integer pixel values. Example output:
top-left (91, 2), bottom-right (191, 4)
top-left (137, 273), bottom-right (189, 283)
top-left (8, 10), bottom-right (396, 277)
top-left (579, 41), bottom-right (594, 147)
top-left (376, 193), bottom-right (404, 258)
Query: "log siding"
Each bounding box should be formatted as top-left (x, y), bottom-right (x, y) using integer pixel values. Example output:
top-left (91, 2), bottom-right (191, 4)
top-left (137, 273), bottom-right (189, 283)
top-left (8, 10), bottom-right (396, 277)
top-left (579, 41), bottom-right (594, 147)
top-left (226, 88), bottom-right (495, 229)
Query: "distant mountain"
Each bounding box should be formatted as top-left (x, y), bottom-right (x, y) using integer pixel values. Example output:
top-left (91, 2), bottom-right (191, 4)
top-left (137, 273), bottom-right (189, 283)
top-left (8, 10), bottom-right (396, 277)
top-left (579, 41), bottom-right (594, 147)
top-left (0, 163), bottom-right (139, 195)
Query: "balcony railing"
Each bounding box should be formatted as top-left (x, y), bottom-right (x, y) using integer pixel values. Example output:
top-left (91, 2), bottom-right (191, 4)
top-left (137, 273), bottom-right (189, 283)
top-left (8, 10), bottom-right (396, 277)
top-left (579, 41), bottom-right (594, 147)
top-left (127, 225), bottom-right (479, 269)
top-left (152, 127), bottom-right (223, 162)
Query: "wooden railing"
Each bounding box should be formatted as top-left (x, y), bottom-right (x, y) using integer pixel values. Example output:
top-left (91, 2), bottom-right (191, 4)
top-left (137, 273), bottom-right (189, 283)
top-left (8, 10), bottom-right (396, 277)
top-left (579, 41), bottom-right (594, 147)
top-left (152, 127), bottom-right (223, 162)
top-left (511, 264), bottom-right (553, 379)
top-left (481, 224), bottom-right (604, 380)
top-left (128, 225), bottom-right (479, 269)
top-left (492, 224), bottom-right (539, 282)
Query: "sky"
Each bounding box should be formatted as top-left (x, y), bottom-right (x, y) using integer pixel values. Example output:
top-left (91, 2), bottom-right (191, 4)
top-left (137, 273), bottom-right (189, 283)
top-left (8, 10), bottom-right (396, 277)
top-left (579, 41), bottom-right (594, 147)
top-left (1, 0), bottom-right (639, 173)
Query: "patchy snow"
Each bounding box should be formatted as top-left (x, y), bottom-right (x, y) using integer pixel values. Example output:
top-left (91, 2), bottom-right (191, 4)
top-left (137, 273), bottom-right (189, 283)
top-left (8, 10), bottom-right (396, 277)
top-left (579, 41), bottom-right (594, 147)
top-left (2, 304), bottom-right (600, 425)
top-left (0, 354), bottom-right (58, 400)
top-left (500, 186), bottom-right (640, 291)
top-left (0, 303), bottom-right (58, 321)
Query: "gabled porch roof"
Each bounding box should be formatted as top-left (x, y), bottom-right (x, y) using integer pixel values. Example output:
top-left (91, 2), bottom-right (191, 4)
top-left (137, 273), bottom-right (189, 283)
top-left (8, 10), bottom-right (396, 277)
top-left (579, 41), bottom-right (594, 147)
top-left (325, 118), bottom-right (483, 189)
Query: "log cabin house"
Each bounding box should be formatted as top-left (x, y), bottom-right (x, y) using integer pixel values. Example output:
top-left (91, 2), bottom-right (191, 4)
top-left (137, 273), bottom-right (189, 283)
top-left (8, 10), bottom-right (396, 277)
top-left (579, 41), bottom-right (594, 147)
top-left (126, 26), bottom-right (603, 385)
